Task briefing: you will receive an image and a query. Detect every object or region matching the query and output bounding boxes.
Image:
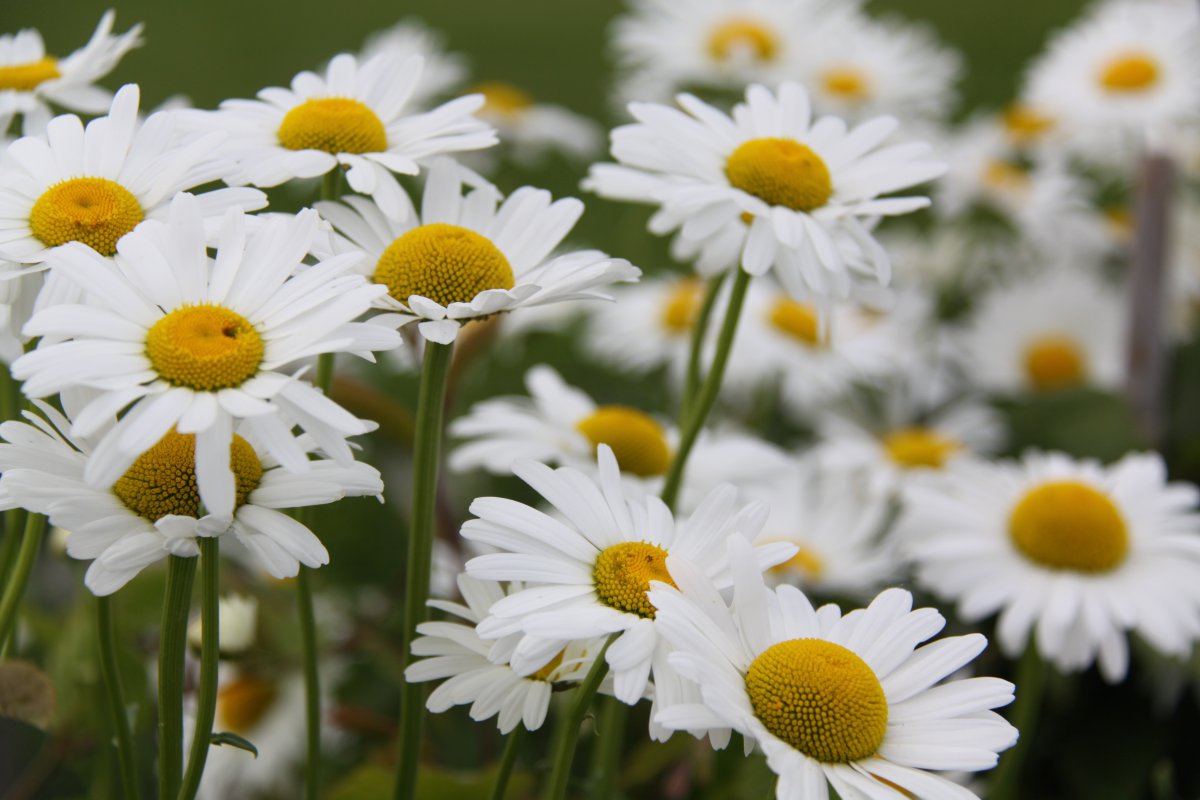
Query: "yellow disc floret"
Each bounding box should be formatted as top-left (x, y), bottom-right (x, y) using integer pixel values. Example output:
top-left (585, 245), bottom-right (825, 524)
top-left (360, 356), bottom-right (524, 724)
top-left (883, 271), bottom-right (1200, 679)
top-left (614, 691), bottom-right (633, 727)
top-left (1009, 480), bottom-right (1129, 573)
top-left (29, 177), bottom-right (144, 256)
top-left (530, 650), bottom-right (566, 682)
top-left (473, 81), bottom-right (534, 117)
top-left (661, 279), bottom-right (701, 334)
top-left (216, 673), bottom-right (278, 734)
top-left (593, 541), bottom-right (677, 618)
top-left (768, 298), bottom-right (823, 347)
top-left (112, 429), bottom-right (263, 521)
top-left (0, 57), bottom-right (60, 91)
top-left (821, 67), bottom-right (870, 102)
top-left (882, 427), bottom-right (962, 470)
top-left (277, 97), bottom-right (388, 155)
top-left (1002, 104), bottom-right (1056, 144)
top-left (1099, 52), bottom-right (1160, 93)
top-left (373, 223), bottom-right (515, 309)
top-left (146, 305), bottom-right (264, 391)
top-left (1023, 335), bottom-right (1086, 392)
top-left (745, 638), bottom-right (888, 763)
top-left (576, 406), bottom-right (672, 477)
top-left (708, 17), bottom-right (779, 63)
top-left (726, 138), bottom-right (833, 213)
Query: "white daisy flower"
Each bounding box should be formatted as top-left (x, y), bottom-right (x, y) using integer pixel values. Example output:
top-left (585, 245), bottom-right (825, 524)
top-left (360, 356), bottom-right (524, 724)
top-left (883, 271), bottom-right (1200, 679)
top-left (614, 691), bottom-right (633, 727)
top-left (468, 81), bottom-right (603, 167)
top-left (0, 400), bottom-right (383, 595)
top-left (877, 225), bottom-right (1014, 292)
top-left (903, 451), bottom-right (1200, 682)
top-left (315, 159), bottom-right (640, 344)
top-left (586, 82), bottom-right (945, 299)
top-left (187, 593), bottom-right (258, 656)
top-left (462, 446), bottom-right (793, 719)
top-left (0, 266), bottom-right (37, 363)
top-left (359, 20), bottom-right (469, 109)
top-left (201, 52), bottom-right (496, 220)
top-left (957, 267), bottom-right (1127, 395)
top-left (583, 275), bottom-right (702, 376)
top-left (648, 536), bottom-right (1018, 799)
top-left (11, 194), bottom-right (399, 517)
top-left (406, 573), bottom-right (602, 733)
top-left (0, 11), bottom-right (142, 136)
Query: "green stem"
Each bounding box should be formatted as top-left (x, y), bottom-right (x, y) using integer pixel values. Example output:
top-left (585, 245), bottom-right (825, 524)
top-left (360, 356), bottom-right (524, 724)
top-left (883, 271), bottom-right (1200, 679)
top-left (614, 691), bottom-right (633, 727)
top-left (0, 512), bottom-right (46, 656)
top-left (490, 725), bottom-right (526, 800)
top-left (178, 539), bottom-right (220, 800)
top-left (297, 565), bottom-right (321, 800)
top-left (589, 695), bottom-right (626, 799)
top-left (680, 273), bottom-right (727, 426)
top-left (0, 509), bottom-right (26, 607)
top-left (989, 645), bottom-right (1047, 800)
top-left (659, 268), bottom-right (752, 511)
top-left (542, 634), bottom-right (617, 800)
top-left (97, 594), bottom-right (142, 800)
top-left (321, 168), bottom-right (343, 203)
top-left (157, 555), bottom-right (197, 800)
top-left (315, 353), bottom-right (336, 393)
top-left (393, 340), bottom-right (456, 800)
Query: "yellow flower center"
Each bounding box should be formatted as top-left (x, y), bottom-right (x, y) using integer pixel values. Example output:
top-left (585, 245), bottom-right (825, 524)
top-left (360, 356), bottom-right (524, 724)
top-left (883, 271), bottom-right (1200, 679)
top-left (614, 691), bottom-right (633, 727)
top-left (1002, 104), bottom-right (1056, 144)
top-left (277, 97), bottom-right (388, 155)
top-left (882, 427), bottom-right (962, 470)
top-left (373, 223), bottom-right (515, 309)
top-left (146, 305), bottom-right (264, 391)
top-left (1009, 480), bottom-right (1129, 573)
top-left (29, 177), bottom-right (144, 256)
top-left (770, 545), bottom-right (824, 581)
top-left (821, 67), bottom-right (870, 102)
top-left (473, 81), bottom-right (534, 117)
top-left (216, 673), bottom-right (278, 734)
top-left (1099, 52), bottom-right (1160, 93)
top-left (726, 138), bottom-right (833, 213)
top-left (745, 638), bottom-right (888, 763)
top-left (983, 159), bottom-right (1030, 192)
top-left (530, 650), bottom-right (566, 682)
top-left (593, 541), bottom-right (677, 619)
top-left (768, 298), bottom-right (823, 347)
top-left (1023, 335), bottom-right (1087, 392)
top-left (708, 17), bottom-right (778, 63)
top-left (0, 57), bottom-right (61, 91)
top-left (576, 406), bottom-right (671, 478)
top-left (112, 430), bottom-right (263, 521)
top-left (660, 279), bottom-right (701, 335)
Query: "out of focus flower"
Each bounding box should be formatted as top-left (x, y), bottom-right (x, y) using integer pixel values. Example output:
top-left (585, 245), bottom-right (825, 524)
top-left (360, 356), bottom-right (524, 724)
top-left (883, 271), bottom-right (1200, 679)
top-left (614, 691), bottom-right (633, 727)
top-left (359, 20), bottom-right (469, 108)
top-left (188, 594), bottom-right (258, 656)
top-left (470, 81), bottom-right (602, 166)
top-left (584, 275), bottom-right (705, 376)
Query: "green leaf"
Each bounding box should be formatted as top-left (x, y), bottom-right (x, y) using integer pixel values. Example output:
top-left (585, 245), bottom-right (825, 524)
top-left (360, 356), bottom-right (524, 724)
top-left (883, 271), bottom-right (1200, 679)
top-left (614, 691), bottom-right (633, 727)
top-left (210, 731), bottom-right (258, 757)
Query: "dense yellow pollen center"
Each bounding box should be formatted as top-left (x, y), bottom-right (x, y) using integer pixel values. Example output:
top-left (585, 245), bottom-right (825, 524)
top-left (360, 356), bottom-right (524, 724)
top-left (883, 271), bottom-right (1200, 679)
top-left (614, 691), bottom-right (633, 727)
top-left (576, 406), bottom-right (672, 478)
top-left (1009, 480), bottom-right (1129, 573)
top-left (1002, 104), bottom-right (1056, 143)
top-left (277, 97), bottom-right (388, 155)
top-left (146, 305), bottom-right (264, 391)
top-left (660, 279), bottom-right (701, 334)
top-left (217, 673), bottom-right (278, 734)
top-left (29, 177), bottom-right (144, 256)
top-left (768, 298), bottom-right (823, 347)
top-left (0, 57), bottom-right (60, 91)
top-left (1023, 335), bottom-right (1087, 392)
top-left (531, 650), bottom-right (566, 682)
top-left (593, 541), bottom-right (677, 619)
top-left (771, 545), bottom-right (824, 581)
top-left (746, 639), bottom-right (888, 763)
top-left (473, 81), bottom-right (534, 117)
top-left (708, 17), bottom-right (778, 63)
top-left (882, 427), bottom-right (962, 469)
top-left (112, 430), bottom-right (263, 521)
top-left (373, 223), bottom-right (515, 309)
top-left (821, 67), bottom-right (870, 101)
top-left (726, 138), bottom-right (833, 213)
top-left (1099, 52), bottom-right (1160, 93)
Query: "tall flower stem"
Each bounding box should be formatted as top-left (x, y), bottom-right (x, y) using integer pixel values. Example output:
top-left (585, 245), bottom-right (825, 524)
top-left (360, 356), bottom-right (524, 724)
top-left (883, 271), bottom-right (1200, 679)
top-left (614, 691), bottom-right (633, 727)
top-left (990, 645), bottom-right (1047, 800)
top-left (393, 339), bottom-right (456, 800)
top-left (157, 555), bottom-right (197, 800)
top-left (680, 273), bottom-right (728, 425)
top-left (97, 594), bottom-right (142, 800)
top-left (296, 565), bottom-right (321, 800)
top-left (178, 538), bottom-right (220, 800)
top-left (489, 725), bottom-right (526, 800)
top-left (589, 695), bottom-right (627, 799)
top-left (0, 511), bottom-right (46, 656)
top-left (542, 634), bottom-right (617, 800)
top-left (660, 267), bottom-right (752, 510)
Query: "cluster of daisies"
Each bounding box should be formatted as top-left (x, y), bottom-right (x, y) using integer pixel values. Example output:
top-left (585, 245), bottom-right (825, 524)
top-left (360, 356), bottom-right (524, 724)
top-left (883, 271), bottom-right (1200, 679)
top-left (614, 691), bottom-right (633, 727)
top-left (1, 0), bottom-right (1199, 798)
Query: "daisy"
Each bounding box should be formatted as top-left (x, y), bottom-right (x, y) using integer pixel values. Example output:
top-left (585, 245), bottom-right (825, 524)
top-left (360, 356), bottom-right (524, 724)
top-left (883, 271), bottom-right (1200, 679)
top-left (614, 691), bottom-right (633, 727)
top-left (11, 194), bottom-right (399, 517)
top-left (468, 81), bottom-right (603, 167)
top-left (200, 52), bottom-right (496, 220)
top-left (583, 275), bottom-right (704, 376)
top-left (315, 158), bottom-right (640, 344)
top-left (586, 82), bottom-right (945, 300)
top-left (648, 536), bottom-right (1018, 799)
top-left (903, 451), bottom-right (1200, 682)
top-left (358, 20), bottom-right (469, 109)
top-left (0, 400), bottom-right (383, 595)
top-left (0, 11), bottom-right (142, 136)
top-left (462, 445), bottom-right (794, 714)
top-left (405, 573), bottom-right (603, 733)
top-left (957, 267), bottom-right (1126, 395)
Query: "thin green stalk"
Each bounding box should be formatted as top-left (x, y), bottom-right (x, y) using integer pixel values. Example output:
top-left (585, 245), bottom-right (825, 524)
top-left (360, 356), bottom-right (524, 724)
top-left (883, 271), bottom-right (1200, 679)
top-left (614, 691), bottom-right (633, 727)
top-left (321, 168), bottom-right (344, 203)
top-left (393, 339), bottom-right (456, 800)
top-left (542, 634), bottom-right (617, 800)
top-left (680, 273), bottom-right (727, 425)
top-left (157, 555), bottom-right (197, 800)
top-left (0, 508), bottom-right (26, 601)
top-left (178, 539), bottom-right (220, 800)
top-left (97, 594), bottom-right (142, 800)
top-left (660, 267), bottom-right (752, 511)
top-left (0, 512), bottom-right (46, 656)
top-left (589, 695), bottom-right (627, 799)
top-left (490, 725), bottom-right (526, 800)
top-left (989, 645), bottom-right (1047, 800)
top-left (296, 565), bottom-right (321, 800)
